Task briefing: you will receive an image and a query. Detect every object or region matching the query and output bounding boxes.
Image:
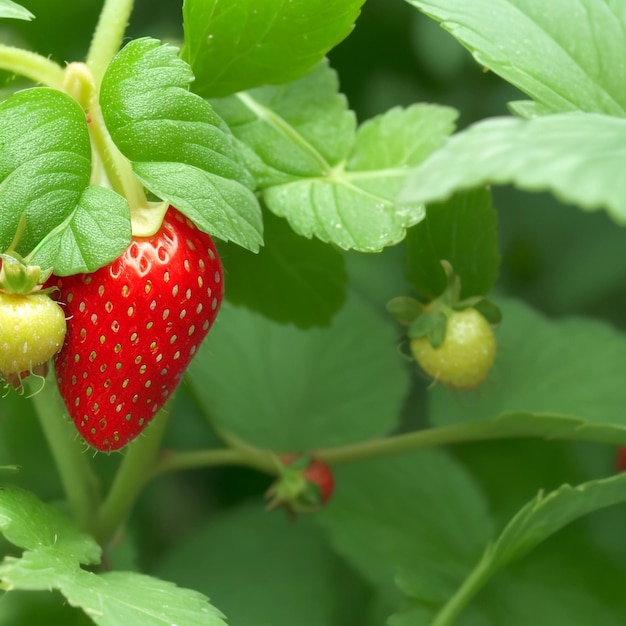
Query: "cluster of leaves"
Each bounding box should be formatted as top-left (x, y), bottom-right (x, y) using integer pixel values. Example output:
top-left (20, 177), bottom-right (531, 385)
top-left (2, 0), bottom-right (626, 625)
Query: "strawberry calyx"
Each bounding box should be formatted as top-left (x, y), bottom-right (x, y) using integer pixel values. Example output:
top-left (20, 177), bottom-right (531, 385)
top-left (266, 455), bottom-right (335, 515)
top-left (0, 252), bottom-right (55, 296)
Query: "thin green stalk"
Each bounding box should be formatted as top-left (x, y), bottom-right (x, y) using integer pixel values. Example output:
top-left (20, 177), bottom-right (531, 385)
top-left (314, 420), bottom-right (534, 466)
top-left (149, 447), bottom-right (251, 480)
top-left (0, 44), bottom-right (65, 88)
top-left (94, 407), bottom-right (171, 546)
top-left (431, 554), bottom-right (494, 626)
top-left (86, 0), bottom-right (135, 83)
top-left (28, 376), bottom-right (100, 530)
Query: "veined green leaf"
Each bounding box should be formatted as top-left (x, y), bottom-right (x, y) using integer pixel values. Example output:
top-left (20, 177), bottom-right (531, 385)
top-left (0, 0), bottom-right (33, 20)
top-left (182, 0), bottom-right (365, 97)
top-left (187, 293), bottom-right (409, 450)
top-left (0, 87), bottom-right (127, 273)
top-left (407, 0), bottom-right (626, 115)
top-left (100, 37), bottom-right (263, 252)
top-left (29, 186), bottom-right (130, 275)
top-left (0, 486), bottom-right (226, 626)
top-left (213, 62), bottom-right (457, 251)
top-left (424, 473), bottom-right (626, 625)
top-left (401, 113), bottom-right (626, 225)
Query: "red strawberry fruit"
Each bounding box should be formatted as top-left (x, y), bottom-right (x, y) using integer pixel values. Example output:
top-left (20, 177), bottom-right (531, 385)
top-left (51, 207), bottom-right (223, 451)
top-left (266, 455), bottom-right (335, 514)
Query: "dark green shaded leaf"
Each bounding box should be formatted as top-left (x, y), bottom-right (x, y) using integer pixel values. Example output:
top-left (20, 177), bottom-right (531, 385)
top-left (187, 294), bottom-right (409, 449)
top-left (182, 0), bottom-right (365, 97)
top-left (405, 188), bottom-right (498, 300)
top-left (220, 208), bottom-right (347, 328)
top-left (158, 503), bottom-right (370, 626)
top-left (318, 451), bottom-right (492, 607)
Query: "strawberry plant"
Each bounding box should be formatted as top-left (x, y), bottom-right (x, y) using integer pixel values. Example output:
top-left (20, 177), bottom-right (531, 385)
top-left (2, 0), bottom-right (626, 625)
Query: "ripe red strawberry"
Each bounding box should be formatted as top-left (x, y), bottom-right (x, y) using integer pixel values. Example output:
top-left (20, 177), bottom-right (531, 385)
top-left (50, 207), bottom-right (223, 452)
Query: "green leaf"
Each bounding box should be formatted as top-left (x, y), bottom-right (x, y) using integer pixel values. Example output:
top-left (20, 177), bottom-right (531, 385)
top-left (64, 571), bottom-right (226, 626)
top-left (214, 63), bottom-right (457, 251)
top-left (182, 0), bottom-right (365, 97)
top-left (158, 503), bottom-right (370, 626)
top-left (318, 451), bottom-right (493, 607)
top-left (0, 0), bottom-right (33, 20)
top-left (0, 486), bottom-right (226, 626)
top-left (422, 473), bottom-right (626, 625)
top-left (0, 87), bottom-right (91, 257)
top-left (29, 186), bottom-right (130, 275)
top-left (220, 208), bottom-right (347, 328)
top-left (187, 293), bottom-right (410, 450)
top-left (401, 113), bottom-right (626, 225)
top-left (0, 486), bottom-right (100, 569)
top-left (99, 37), bottom-right (263, 251)
top-left (406, 0), bottom-right (626, 116)
top-left (405, 188), bottom-right (499, 300)
top-left (430, 298), bottom-right (626, 444)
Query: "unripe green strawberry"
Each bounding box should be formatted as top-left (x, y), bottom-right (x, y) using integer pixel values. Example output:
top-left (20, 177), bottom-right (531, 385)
top-left (0, 292), bottom-right (66, 381)
top-left (410, 307), bottom-right (496, 390)
top-left (0, 253), bottom-right (66, 388)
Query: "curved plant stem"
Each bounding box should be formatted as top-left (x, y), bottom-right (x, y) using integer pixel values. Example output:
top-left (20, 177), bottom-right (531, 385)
top-left (431, 555), bottom-right (493, 626)
top-left (28, 376), bottom-right (100, 531)
top-left (94, 406), bottom-right (171, 546)
top-left (0, 44), bottom-right (65, 88)
top-left (149, 447), bottom-right (252, 480)
top-left (314, 420), bottom-right (535, 466)
top-left (86, 0), bottom-right (135, 83)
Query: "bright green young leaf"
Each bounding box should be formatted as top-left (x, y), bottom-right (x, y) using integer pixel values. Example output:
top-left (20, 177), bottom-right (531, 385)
top-left (158, 503), bottom-right (370, 626)
top-left (405, 188), bottom-right (498, 300)
top-left (0, 87), bottom-right (91, 256)
top-left (0, 486), bottom-right (226, 626)
top-left (29, 186), bottom-right (130, 275)
top-left (220, 208), bottom-right (347, 328)
top-left (182, 0), bottom-right (365, 97)
top-left (63, 571), bottom-right (226, 626)
top-left (401, 113), bottom-right (626, 225)
top-left (213, 63), bottom-right (457, 251)
top-left (318, 451), bottom-right (493, 608)
top-left (0, 486), bottom-right (100, 569)
top-left (429, 298), bottom-right (626, 444)
top-left (406, 0), bottom-right (626, 116)
top-left (0, 0), bottom-right (33, 20)
top-left (423, 473), bottom-right (626, 625)
top-left (186, 293), bottom-right (409, 450)
top-left (100, 37), bottom-right (263, 251)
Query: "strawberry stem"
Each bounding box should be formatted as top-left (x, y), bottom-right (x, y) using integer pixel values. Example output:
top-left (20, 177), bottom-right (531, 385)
top-left (94, 406), bottom-right (171, 547)
top-left (28, 375), bottom-right (101, 531)
top-left (85, 0), bottom-right (135, 84)
top-left (0, 44), bottom-right (65, 88)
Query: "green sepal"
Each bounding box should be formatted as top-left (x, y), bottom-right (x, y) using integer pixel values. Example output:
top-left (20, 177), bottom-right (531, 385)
top-left (460, 298), bottom-right (502, 325)
top-left (0, 253), bottom-right (51, 295)
top-left (408, 311), bottom-right (447, 348)
top-left (386, 296), bottom-right (423, 326)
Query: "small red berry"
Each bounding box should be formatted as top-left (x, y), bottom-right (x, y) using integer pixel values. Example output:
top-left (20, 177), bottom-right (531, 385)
top-left (266, 455), bottom-right (335, 514)
top-left (50, 206), bottom-right (224, 451)
top-left (616, 447), bottom-right (626, 472)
